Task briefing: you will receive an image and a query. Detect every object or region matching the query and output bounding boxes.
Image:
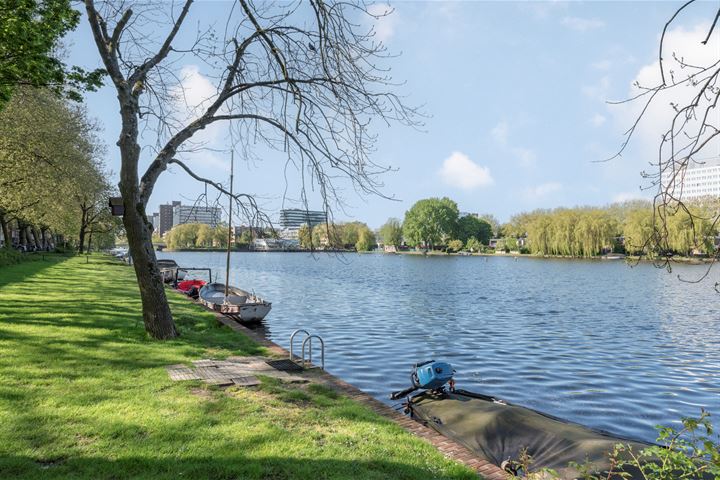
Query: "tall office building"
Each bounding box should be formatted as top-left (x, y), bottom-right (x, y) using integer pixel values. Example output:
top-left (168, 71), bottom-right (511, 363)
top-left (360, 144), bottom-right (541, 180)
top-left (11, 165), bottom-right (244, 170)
top-left (278, 208), bottom-right (327, 240)
top-left (279, 209), bottom-right (327, 229)
top-left (172, 203), bottom-right (222, 227)
top-left (158, 201), bottom-right (180, 236)
top-left (671, 158), bottom-right (720, 200)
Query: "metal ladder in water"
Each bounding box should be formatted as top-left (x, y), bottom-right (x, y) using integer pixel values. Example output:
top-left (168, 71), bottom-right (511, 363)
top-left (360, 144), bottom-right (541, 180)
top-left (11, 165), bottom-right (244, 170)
top-left (289, 329), bottom-right (325, 370)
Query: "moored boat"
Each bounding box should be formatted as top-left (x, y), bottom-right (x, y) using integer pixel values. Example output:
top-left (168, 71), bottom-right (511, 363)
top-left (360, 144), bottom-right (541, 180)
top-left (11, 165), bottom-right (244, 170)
top-left (157, 259), bottom-right (186, 282)
top-left (198, 282), bottom-right (272, 322)
top-left (176, 279), bottom-right (207, 299)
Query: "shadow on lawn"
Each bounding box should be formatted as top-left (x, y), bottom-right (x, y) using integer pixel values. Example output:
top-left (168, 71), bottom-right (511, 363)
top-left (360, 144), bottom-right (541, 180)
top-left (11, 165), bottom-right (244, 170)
top-left (0, 455), bottom-right (475, 480)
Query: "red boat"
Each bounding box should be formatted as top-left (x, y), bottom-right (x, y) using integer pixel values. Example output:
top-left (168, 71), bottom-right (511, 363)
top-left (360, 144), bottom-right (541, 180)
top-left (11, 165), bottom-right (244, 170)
top-left (176, 279), bottom-right (206, 298)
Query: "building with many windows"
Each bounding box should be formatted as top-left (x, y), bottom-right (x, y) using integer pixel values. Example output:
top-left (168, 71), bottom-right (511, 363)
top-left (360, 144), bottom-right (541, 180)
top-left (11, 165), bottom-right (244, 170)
top-left (157, 201), bottom-right (180, 236)
top-left (173, 203), bottom-right (222, 227)
top-left (662, 158), bottom-right (720, 200)
top-left (279, 209), bottom-right (327, 229)
top-left (278, 208), bottom-right (326, 239)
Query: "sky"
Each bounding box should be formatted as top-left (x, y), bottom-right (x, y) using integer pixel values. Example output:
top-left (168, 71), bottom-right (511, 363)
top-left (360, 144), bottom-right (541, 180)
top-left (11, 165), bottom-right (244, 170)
top-left (65, 1), bottom-right (720, 228)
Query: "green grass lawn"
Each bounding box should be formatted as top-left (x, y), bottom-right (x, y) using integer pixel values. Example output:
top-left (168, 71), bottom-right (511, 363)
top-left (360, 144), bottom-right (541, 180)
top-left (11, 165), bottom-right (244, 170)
top-left (0, 256), bottom-right (476, 479)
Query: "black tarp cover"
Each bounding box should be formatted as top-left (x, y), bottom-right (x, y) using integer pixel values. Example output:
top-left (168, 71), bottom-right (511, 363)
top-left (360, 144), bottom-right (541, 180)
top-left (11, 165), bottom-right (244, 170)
top-left (410, 390), bottom-right (653, 479)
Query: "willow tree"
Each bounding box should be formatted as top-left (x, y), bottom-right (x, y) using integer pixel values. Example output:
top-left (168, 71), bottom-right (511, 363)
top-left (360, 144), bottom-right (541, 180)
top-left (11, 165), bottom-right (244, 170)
top-left (83, 0), bottom-right (415, 338)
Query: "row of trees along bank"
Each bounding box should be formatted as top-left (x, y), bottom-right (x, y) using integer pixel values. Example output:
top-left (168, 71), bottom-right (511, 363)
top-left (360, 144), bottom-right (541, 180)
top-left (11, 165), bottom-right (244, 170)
top-left (0, 87), bottom-right (119, 253)
top-left (378, 197), bottom-right (719, 257)
top-left (297, 221), bottom-right (376, 251)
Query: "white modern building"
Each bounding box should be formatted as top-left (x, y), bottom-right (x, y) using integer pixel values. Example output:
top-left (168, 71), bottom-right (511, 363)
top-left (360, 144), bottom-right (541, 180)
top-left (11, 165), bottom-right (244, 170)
top-left (172, 204), bottom-right (222, 227)
top-left (664, 158), bottom-right (720, 200)
top-left (278, 208), bottom-right (326, 239)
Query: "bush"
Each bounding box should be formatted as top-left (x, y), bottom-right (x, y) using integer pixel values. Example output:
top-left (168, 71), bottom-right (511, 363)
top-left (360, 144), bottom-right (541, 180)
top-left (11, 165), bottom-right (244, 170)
top-left (0, 249), bottom-right (26, 267)
top-left (508, 411), bottom-right (720, 480)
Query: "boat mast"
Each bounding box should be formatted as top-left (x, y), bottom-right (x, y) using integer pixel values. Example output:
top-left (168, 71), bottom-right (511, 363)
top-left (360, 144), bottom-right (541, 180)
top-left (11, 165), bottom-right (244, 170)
top-left (224, 150), bottom-right (234, 298)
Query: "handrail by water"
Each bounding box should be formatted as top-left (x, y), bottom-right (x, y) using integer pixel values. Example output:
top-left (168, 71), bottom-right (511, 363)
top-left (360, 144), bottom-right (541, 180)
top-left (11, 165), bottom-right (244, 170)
top-left (289, 329), bottom-right (310, 361)
top-left (301, 334), bottom-right (325, 370)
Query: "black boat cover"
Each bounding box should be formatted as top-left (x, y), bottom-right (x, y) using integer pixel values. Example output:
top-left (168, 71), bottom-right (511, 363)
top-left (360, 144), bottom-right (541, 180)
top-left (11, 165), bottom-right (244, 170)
top-left (409, 390), bottom-right (653, 479)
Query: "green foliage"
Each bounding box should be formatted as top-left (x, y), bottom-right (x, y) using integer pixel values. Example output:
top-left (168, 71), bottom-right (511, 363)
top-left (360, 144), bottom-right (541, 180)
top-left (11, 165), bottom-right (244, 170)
top-left (355, 227), bottom-right (376, 251)
top-left (0, 86), bottom-right (115, 250)
top-left (465, 237), bottom-right (481, 252)
top-left (0, 249), bottom-right (25, 266)
top-left (402, 197), bottom-right (459, 248)
top-left (379, 218), bottom-right (403, 247)
top-left (623, 208), bottom-right (654, 255)
top-left (446, 239), bottom-right (464, 252)
top-left (0, 1), bottom-right (104, 108)
top-left (509, 411), bottom-right (720, 480)
top-left (458, 215), bottom-right (492, 245)
top-left (309, 222), bottom-right (375, 251)
top-left (297, 224), bottom-right (313, 249)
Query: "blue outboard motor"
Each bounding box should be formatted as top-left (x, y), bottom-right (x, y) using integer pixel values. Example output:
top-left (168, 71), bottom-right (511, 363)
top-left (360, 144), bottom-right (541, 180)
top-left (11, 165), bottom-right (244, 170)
top-left (390, 360), bottom-right (454, 400)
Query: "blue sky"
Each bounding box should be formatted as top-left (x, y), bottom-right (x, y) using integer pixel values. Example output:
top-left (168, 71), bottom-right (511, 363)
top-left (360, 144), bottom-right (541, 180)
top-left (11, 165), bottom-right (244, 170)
top-left (65, 1), bottom-right (720, 228)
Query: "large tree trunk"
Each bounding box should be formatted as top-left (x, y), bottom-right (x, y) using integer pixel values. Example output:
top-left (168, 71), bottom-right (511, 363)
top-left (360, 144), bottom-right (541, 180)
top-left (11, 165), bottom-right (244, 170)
top-left (0, 211), bottom-right (10, 249)
top-left (118, 96), bottom-right (178, 340)
top-left (87, 229), bottom-right (93, 253)
top-left (78, 207), bottom-right (87, 254)
top-left (31, 228), bottom-right (41, 250)
top-left (122, 193), bottom-right (177, 339)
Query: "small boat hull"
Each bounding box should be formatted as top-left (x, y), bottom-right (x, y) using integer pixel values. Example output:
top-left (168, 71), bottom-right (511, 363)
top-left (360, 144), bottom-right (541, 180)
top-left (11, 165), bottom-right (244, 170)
top-left (157, 259), bottom-right (187, 283)
top-left (198, 283), bottom-right (272, 322)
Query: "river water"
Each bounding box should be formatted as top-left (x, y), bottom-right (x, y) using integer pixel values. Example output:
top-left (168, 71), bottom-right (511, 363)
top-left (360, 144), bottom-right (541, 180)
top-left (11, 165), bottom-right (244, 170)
top-left (160, 251), bottom-right (720, 442)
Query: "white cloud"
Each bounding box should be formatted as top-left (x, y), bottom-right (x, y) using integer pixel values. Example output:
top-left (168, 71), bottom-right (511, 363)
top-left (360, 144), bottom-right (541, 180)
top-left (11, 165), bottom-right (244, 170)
top-left (524, 182), bottom-right (562, 198)
top-left (173, 65), bottom-right (217, 115)
top-left (590, 114), bottom-right (606, 127)
top-left (490, 121), bottom-right (509, 145)
top-left (612, 191), bottom-right (649, 203)
top-left (438, 151), bottom-right (493, 190)
top-left (610, 21), bottom-right (720, 163)
top-left (561, 16), bottom-right (605, 32)
top-left (367, 4), bottom-right (397, 42)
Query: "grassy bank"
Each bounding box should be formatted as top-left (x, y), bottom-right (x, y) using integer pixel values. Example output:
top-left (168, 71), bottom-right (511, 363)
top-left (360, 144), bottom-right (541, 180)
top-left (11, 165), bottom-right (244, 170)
top-left (0, 256), bottom-right (475, 479)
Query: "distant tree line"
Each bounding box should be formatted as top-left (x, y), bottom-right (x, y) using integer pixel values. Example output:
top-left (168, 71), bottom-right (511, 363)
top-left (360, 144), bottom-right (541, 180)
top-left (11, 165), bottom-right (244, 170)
top-left (375, 197), bottom-right (719, 257)
top-left (298, 221), bottom-right (376, 251)
top-left (164, 223), bottom-right (229, 250)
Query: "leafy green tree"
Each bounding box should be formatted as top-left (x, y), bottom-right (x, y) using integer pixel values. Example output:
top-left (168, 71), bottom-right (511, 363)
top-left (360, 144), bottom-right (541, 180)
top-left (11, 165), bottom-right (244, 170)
top-left (356, 227), bottom-right (375, 251)
top-left (447, 239), bottom-right (463, 253)
top-left (458, 215), bottom-right (492, 245)
top-left (623, 208), bottom-right (654, 255)
top-left (0, 1), bottom-right (103, 108)
top-left (0, 87), bottom-right (107, 250)
top-left (478, 213), bottom-right (500, 237)
top-left (213, 224), bottom-right (228, 248)
top-left (379, 217), bottom-right (403, 247)
top-left (195, 224), bottom-right (213, 247)
top-left (297, 224), bottom-right (313, 249)
top-left (465, 237), bottom-right (481, 252)
top-left (238, 229), bottom-right (254, 246)
top-left (402, 197), bottom-right (459, 249)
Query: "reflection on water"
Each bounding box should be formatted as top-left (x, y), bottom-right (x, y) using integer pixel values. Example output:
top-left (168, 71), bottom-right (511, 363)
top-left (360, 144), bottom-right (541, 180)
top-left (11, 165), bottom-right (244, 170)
top-left (161, 251), bottom-right (720, 441)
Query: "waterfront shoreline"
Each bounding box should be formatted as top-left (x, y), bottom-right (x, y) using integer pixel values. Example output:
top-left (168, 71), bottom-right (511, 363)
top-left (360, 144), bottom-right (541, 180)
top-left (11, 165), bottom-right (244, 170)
top-left (0, 256), bottom-right (480, 480)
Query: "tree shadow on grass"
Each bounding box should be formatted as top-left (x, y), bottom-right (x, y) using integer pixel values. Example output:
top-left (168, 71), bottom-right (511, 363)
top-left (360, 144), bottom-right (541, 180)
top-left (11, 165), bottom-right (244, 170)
top-left (0, 455), bottom-right (477, 480)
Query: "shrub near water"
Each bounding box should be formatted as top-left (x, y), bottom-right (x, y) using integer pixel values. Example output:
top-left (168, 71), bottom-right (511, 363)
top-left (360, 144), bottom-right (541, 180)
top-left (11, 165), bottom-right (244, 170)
top-left (509, 411), bottom-right (720, 479)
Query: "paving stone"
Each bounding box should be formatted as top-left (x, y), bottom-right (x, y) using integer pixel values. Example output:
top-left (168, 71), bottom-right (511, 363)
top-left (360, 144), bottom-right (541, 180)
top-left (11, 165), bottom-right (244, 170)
top-left (192, 359), bottom-right (220, 367)
top-left (231, 376), bottom-right (261, 387)
top-left (167, 370), bottom-right (201, 381)
top-left (202, 377), bottom-right (234, 386)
